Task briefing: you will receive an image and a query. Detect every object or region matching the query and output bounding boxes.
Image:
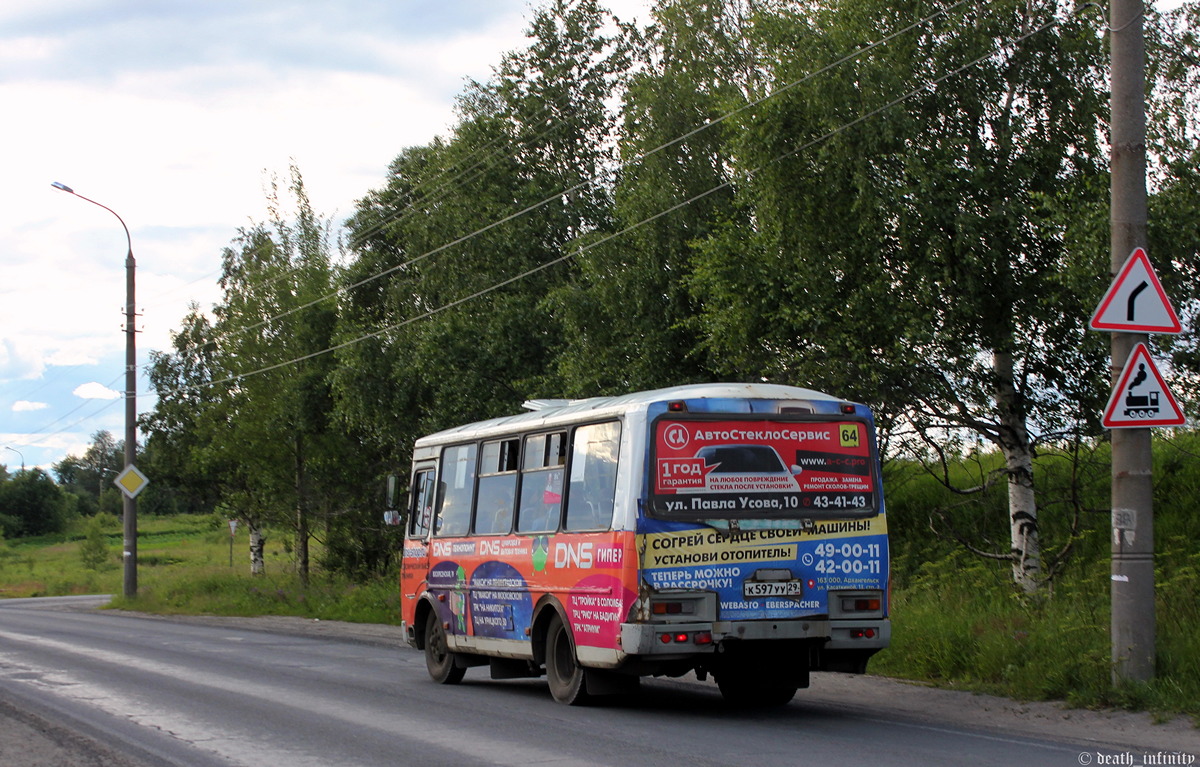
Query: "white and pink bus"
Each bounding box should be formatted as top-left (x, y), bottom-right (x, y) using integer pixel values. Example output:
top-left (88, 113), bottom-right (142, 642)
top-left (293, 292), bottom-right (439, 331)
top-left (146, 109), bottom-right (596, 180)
top-left (400, 383), bottom-right (889, 705)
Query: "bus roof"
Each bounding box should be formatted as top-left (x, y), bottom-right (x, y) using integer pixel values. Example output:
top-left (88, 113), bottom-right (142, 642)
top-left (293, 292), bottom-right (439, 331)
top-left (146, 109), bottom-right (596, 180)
top-left (413, 382), bottom-right (843, 447)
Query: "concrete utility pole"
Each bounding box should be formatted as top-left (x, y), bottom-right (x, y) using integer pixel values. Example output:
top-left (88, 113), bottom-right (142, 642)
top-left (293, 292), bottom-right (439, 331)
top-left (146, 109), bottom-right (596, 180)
top-left (52, 182), bottom-right (140, 599)
top-left (1108, 0), bottom-right (1154, 682)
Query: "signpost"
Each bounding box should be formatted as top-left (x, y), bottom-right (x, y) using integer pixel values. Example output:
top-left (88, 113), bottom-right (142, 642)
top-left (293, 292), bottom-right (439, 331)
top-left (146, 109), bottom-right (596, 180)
top-left (229, 519), bottom-right (238, 567)
top-left (1089, 244), bottom-right (1185, 683)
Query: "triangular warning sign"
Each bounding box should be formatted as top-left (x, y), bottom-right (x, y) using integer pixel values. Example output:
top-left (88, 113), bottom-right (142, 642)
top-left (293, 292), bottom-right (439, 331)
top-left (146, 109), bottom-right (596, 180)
top-left (1102, 343), bottom-right (1186, 428)
top-left (1090, 248), bottom-right (1182, 334)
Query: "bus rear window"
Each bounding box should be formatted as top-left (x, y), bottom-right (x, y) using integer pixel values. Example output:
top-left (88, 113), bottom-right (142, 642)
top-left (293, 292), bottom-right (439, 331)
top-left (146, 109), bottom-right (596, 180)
top-left (649, 416), bottom-right (878, 520)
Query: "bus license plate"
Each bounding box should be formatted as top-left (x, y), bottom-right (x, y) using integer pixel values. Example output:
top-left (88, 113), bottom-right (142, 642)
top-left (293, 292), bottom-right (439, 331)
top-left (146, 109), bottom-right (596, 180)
top-left (743, 580), bottom-right (803, 598)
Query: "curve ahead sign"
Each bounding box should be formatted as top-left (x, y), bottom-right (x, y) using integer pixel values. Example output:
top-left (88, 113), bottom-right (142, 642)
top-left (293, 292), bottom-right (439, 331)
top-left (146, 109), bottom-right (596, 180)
top-left (1090, 248), bottom-right (1182, 334)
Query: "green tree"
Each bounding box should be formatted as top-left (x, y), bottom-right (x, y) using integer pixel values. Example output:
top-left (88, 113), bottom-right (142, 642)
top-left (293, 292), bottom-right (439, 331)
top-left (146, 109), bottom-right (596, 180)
top-left (1147, 2), bottom-right (1200, 409)
top-left (682, 0), bottom-right (1118, 591)
top-left (0, 469), bottom-right (68, 538)
top-left (147, 166), bottom-right (371, 582)
top-left (211, 168), bottom-right (342, 585)
top-left (337, 0), bottom-right (633, 438)
top-left (142, 305), bottom-right (223, 518)
top-left (549, 0), bottom-right (762, 393)
top-left (53, 430), bottom-right (125, 516)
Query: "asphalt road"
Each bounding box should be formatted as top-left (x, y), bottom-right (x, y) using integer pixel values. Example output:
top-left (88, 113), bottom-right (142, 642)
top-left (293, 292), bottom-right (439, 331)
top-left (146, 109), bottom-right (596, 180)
top-left (0, 596), bottom-right (1195, 767)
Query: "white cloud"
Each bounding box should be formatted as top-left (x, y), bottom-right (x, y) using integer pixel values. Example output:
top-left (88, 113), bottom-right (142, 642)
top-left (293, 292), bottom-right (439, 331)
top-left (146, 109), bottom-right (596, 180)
top-left (0, 0), bottom-right (656, 472)
top-left (12, 400), bottom-right (48, 412)
top-left (73, 382), bottom-right (121, 400)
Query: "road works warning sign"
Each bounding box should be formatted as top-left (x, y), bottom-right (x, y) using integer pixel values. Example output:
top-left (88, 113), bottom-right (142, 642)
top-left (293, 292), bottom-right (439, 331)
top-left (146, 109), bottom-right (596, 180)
top-left (1102, 343), bottom-right (1186, 428)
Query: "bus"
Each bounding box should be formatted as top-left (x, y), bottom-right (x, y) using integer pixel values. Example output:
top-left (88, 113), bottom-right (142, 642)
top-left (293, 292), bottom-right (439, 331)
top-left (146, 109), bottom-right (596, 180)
top-left (399, 383), bottom-right (889, 705)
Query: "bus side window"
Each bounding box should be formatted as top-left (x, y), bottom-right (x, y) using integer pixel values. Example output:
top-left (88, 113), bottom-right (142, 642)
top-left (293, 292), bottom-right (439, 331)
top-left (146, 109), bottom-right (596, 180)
top-left (564, 421), bottom-right (621, 532)
top-left (409, 468), bottom-right (436, 538)
top-left (435, 443), bottom-right (477, 537)
top-left (517, 432), bottom-right (566, 533)
top-left (475, 438), bottom-right (518, 535)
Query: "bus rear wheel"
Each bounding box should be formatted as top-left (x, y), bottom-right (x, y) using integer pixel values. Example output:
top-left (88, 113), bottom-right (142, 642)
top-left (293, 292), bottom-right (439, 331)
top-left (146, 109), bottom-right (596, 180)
top-left (545, 614), bottom-right (589, 705)
top-left (425, 617), bottom-right (465, 685)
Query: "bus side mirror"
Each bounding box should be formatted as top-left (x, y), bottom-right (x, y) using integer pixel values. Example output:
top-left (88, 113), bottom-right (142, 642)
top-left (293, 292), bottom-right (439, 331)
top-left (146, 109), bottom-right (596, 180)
top-left (386, 475), bottom-right (399, 508)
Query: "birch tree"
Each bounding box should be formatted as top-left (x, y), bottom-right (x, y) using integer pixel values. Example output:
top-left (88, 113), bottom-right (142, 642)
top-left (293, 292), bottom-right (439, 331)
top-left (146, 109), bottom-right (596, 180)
top-left (685, 0), bottom-right (1112, 592)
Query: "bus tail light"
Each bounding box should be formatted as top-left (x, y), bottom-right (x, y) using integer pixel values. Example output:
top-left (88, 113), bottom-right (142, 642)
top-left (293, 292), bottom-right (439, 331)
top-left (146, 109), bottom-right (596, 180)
top-left (657, 631), bottom-right (713, 645)
top-left (841, 597), bottom-right (881, 612)
top-left (849, 628), bottom-right (877, 639)
top-left (667, 401), bottom-right (688, 412)
top-left (652, 601), bottom-right (696, 616)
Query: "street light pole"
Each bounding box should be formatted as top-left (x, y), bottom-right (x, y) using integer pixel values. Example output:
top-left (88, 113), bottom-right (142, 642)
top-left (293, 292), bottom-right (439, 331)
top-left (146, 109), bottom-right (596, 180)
top-left (51, 181), bottom-right (138, 599)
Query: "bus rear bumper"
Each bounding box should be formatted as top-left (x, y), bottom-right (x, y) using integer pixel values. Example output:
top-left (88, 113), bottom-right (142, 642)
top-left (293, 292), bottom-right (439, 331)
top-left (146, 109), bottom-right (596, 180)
top-left (826, 618), bottom-right (890, 651)
top-left (620, 619), bottom-right (832, 655)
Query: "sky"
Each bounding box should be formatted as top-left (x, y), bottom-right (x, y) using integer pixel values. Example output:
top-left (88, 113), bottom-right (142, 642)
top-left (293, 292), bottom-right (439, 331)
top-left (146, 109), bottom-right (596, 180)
top-left (0, 0), bottom-right (1187, 477)
top-left (0, 0), bottom-right (651, 476)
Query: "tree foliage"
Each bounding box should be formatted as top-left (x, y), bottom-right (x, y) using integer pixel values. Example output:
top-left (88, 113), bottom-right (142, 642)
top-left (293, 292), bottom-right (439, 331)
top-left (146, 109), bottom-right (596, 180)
top-left (0, 469), bottom-right (68, 538)
top-left (137, 0), bottom-right (1200, 591)
top-left (53, 430), bottom-right (125, 517)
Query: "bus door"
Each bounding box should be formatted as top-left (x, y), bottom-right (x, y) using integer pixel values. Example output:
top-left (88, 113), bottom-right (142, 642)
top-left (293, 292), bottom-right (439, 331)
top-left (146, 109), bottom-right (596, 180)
top-left (401, 463), bottom-right (437, 630)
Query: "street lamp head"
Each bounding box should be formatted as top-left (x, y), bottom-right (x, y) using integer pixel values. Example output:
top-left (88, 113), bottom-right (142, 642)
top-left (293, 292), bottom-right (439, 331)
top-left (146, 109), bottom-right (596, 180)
top-left (4, 445), bottom-right (24, 472)
top-left (51, 181), bottom-right (75, 193)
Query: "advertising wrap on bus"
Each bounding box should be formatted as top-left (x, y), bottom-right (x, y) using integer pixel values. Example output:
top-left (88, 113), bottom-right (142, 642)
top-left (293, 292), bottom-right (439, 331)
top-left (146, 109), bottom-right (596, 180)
top-left (636, 519), bottom-right (888, 621)
top-left (649, 417), bottom-right (879, 520)
top-left (413, 533), bottom-right (639, 650)
top-left (411, 518), bottom-right (888, 645)
top-left (400, 383), bottom-right (891, 706)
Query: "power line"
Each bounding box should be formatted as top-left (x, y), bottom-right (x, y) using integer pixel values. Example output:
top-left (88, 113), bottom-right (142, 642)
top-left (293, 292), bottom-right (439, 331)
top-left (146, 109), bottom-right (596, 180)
top-left (18, 374), bottom-right (127, 452)
top-left (131, 84), bottom-right (593, 369)
top-left (151, 0), bottom-right (977, 373)
top-left (160, 2), bottom-right (1061, 400)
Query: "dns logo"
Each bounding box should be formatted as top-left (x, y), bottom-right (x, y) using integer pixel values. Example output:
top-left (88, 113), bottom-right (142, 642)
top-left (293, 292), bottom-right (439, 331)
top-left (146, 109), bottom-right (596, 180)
top-left (554, 542), bottom-right (593, 569)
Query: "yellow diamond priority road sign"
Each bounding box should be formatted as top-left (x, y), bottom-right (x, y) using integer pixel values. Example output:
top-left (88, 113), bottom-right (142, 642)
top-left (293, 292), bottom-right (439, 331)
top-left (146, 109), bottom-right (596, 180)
top-left (114, 464), bottom-right (150, 499)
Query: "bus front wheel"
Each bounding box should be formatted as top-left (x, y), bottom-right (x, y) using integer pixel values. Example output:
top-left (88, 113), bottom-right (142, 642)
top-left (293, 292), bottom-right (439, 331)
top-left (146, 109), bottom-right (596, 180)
top-left (425, 618), bottom-right (465, 685)
top-left (545, 614), bottom-right (589, 705)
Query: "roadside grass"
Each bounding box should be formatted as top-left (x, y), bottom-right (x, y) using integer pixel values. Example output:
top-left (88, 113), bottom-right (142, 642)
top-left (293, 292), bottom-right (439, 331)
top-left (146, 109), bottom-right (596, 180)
top-left (871, 548), bottom-right (1200, 721)
top-left (0, 513), bottom-right (399, 625)
top-left (109, 567), bottom-right (401, 625)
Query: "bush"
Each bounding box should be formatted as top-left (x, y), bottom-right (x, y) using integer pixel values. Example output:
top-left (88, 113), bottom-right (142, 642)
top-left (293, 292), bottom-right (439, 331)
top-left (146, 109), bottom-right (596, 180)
top-left (79, 517), bottom-right (111, 571)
